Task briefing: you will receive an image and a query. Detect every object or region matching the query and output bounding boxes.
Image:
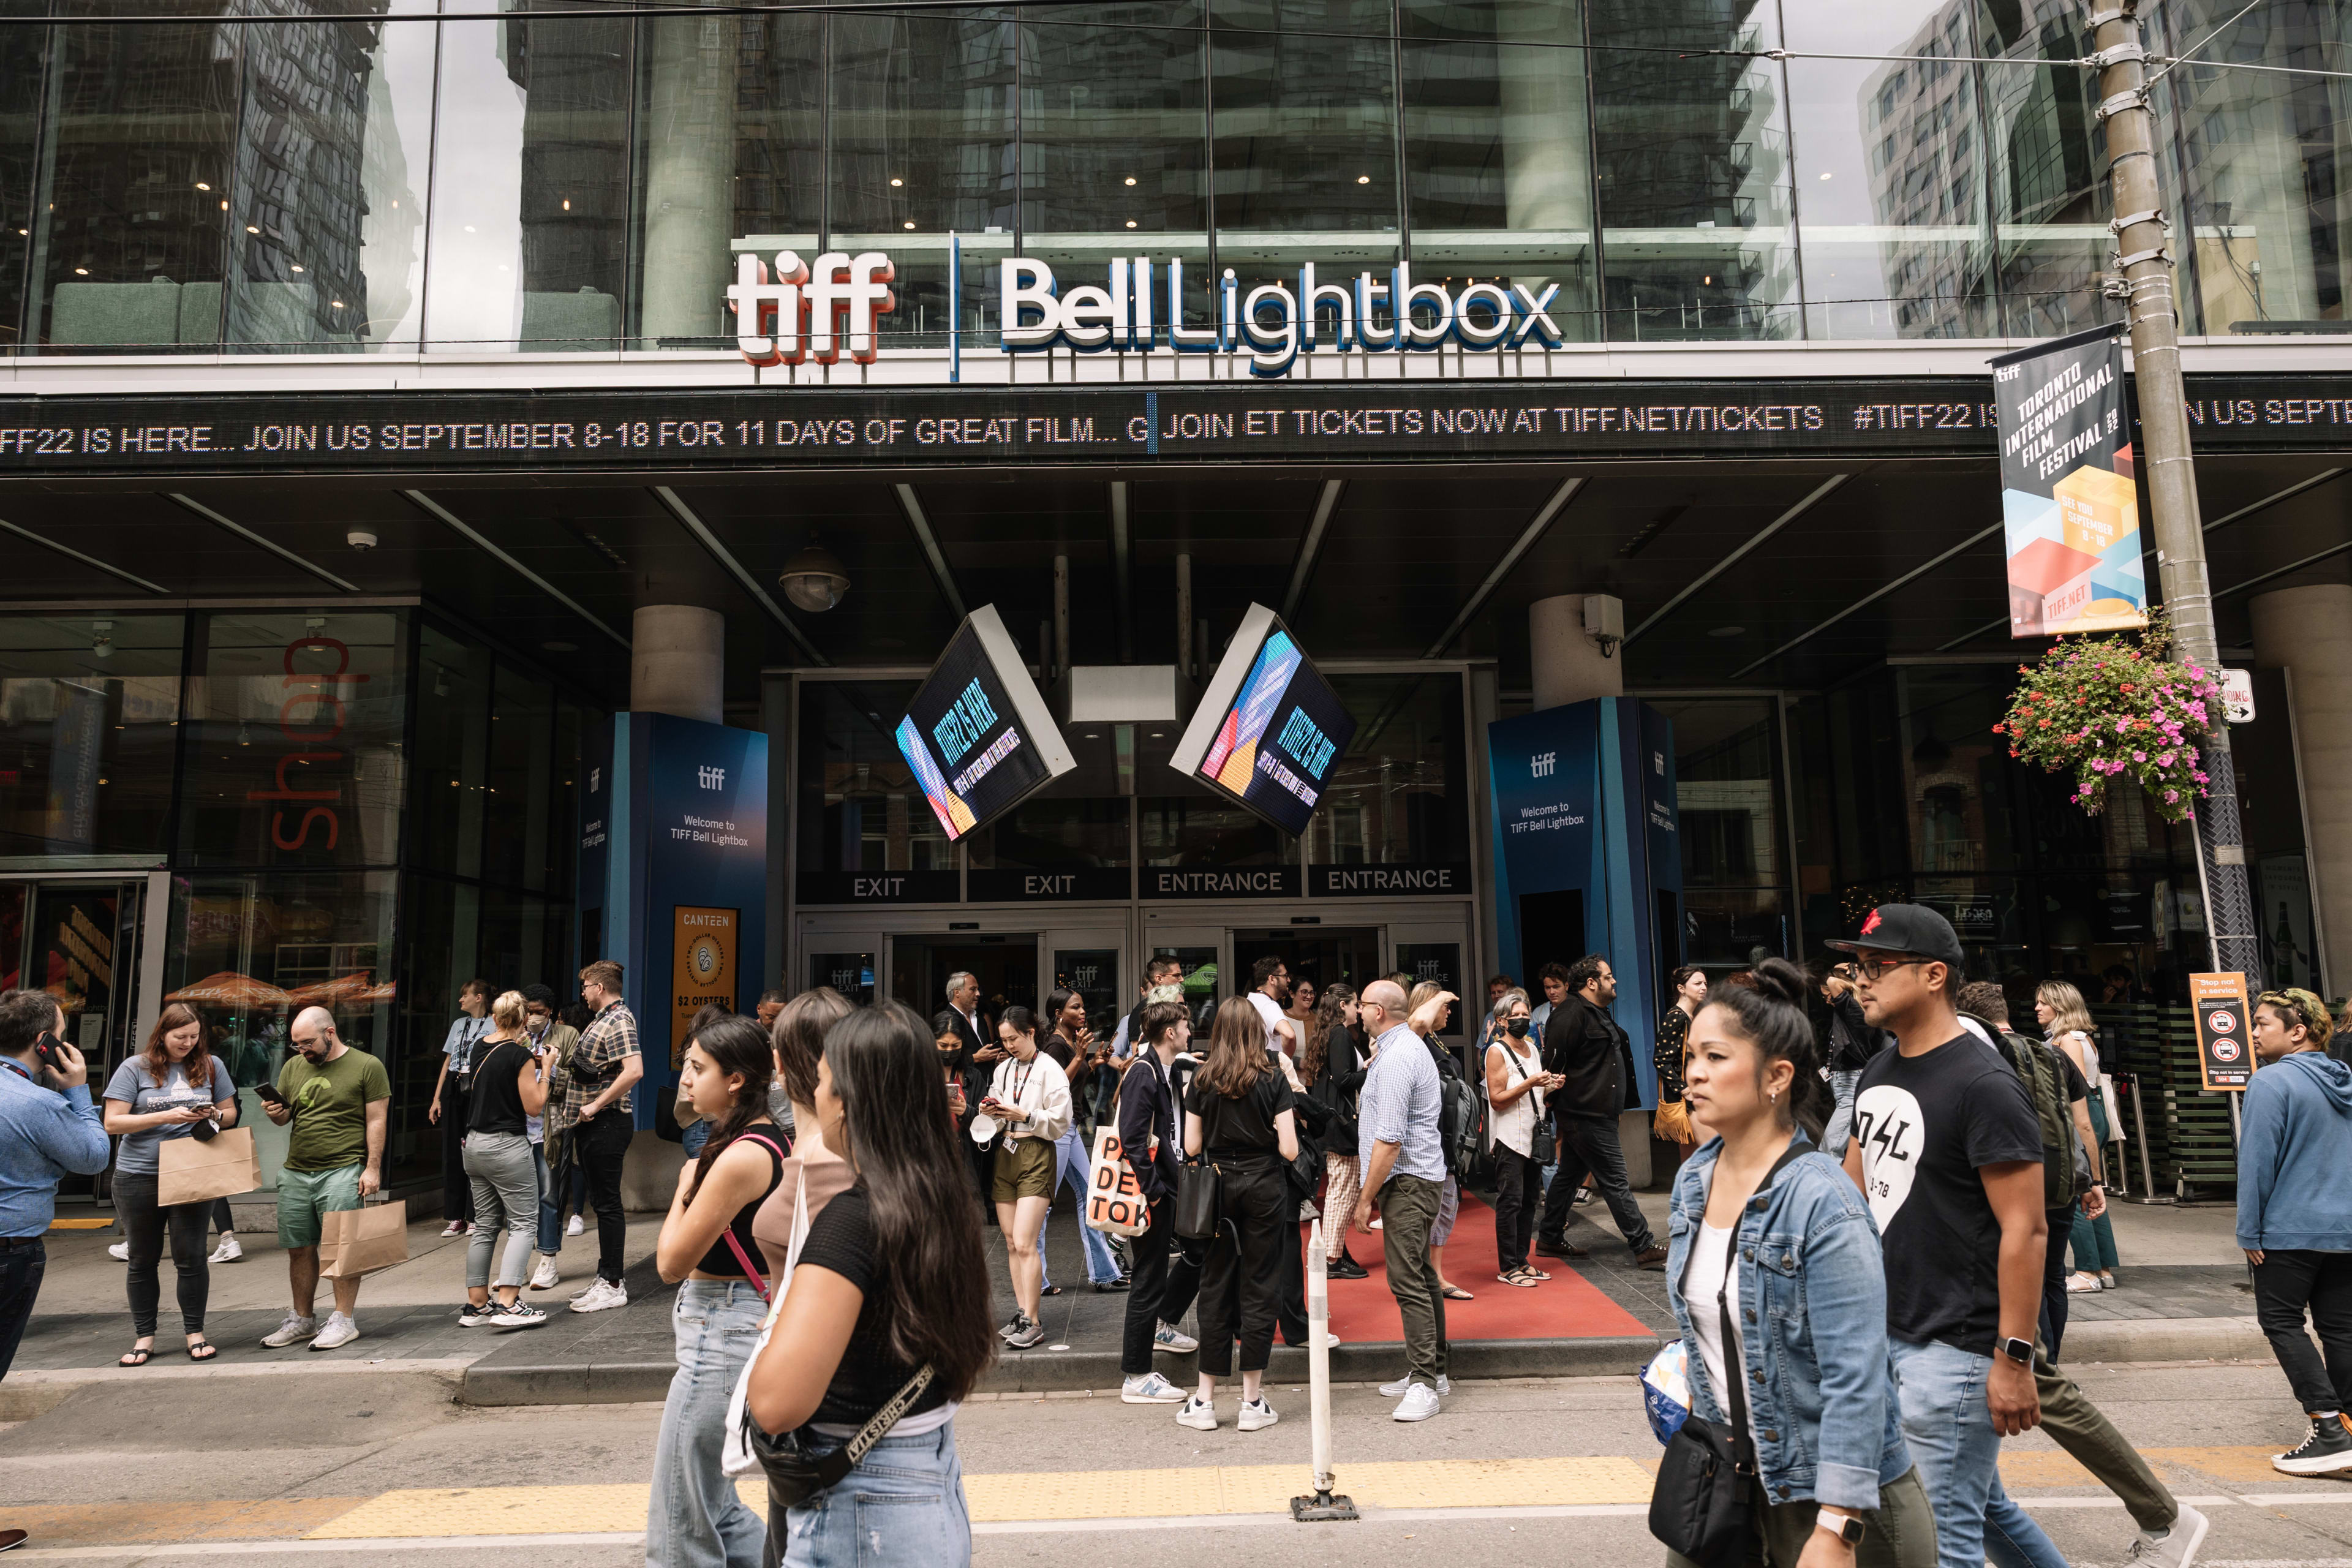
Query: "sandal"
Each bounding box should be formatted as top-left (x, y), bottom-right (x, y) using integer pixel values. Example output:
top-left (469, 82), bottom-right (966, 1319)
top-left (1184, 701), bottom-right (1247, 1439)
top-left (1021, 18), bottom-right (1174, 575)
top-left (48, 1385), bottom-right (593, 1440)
top-left (118, 1346), bottom-right (153, 1366)
top-left (186, 1340), bottom-right (217, 1362)
top-left (1498, 1270), bottom-right (1538, 1288)
top-left (1441, 1284), bottom-right (1474, 1302)
top-left (1524, 1267), bottom-right (1552, 1281)
top-left (1040, 1284), bottom-right (1065, 1297)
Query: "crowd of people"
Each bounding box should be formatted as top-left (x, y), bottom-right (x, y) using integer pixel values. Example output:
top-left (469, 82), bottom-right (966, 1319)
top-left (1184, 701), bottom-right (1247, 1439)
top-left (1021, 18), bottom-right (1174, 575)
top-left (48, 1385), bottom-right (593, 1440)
top-left (2, 894), bottom-right (2350, 1566)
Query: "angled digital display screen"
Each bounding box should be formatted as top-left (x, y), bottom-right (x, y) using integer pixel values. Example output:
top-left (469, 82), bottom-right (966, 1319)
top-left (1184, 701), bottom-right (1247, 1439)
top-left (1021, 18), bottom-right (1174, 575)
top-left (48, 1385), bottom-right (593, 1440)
top-left (1172, 605), bottom-right (1356, 838)
top-left (896, 606), bottom-right (1073, 842)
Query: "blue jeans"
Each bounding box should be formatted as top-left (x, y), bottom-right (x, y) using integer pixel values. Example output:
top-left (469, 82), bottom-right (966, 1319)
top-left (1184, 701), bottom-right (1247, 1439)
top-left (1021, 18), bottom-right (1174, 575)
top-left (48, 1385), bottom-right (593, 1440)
top-left (535, 1138), bottom-right (588, 1256)
top-left (1825, 1069), bottom-right (1864, 1157)
top-left (682, 1120), bottom-right (710, 1160)
top-left (646, 1280), bottom-right (767, 1568)
top-left (1050, 1126), bottom-right (1121, 1286)
top-left (773, 1418), bottom-right (970, 1568)
top-left (1890, 1337), bottom-right (2066, 1568)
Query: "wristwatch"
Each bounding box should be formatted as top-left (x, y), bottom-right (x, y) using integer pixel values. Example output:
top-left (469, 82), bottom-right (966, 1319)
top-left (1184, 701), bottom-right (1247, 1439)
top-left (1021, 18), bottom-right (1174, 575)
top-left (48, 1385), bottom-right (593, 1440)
top-left (1999, 1335), bottom-right (2035, 1366)
top-left (1817, 1510), bottom-right (1866, 1546)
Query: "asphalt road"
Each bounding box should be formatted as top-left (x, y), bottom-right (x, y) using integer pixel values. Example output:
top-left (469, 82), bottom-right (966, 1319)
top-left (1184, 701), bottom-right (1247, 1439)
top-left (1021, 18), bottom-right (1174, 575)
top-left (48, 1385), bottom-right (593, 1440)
top-left (3, 1359), bottom-right (2348, 1566)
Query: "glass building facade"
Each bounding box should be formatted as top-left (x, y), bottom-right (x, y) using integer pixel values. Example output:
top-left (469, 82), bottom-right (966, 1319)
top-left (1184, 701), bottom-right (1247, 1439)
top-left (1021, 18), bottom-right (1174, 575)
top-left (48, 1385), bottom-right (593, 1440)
top-left (4, 0), bottom-right (2348, 354)
top-left (0, 606), bottom-right (598, 1189)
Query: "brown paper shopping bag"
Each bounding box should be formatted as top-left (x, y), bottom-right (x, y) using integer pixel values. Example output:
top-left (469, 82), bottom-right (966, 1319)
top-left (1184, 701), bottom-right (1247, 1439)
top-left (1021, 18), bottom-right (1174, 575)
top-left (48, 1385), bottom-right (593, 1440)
top-left (155, 1128), bottom-right (262, 1208)
top-left (318, 1199), bottom-right (410, 1278)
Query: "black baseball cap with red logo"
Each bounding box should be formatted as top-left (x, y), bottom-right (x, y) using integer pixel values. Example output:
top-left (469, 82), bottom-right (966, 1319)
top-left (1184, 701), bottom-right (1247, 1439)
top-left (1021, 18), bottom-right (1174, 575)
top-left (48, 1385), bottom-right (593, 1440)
top-left (1827, 904), bottom-right (1966, 968)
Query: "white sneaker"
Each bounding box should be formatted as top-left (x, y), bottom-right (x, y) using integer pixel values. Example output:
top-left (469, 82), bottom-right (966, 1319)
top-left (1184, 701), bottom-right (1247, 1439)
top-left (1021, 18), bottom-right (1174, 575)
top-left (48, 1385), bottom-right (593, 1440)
top-left (1121, 1372), bottom-right (1186, 1404)
top-left (1391, 1382), bottom-right (1442, 1422)
top-left (566, 1213), bottom-right (585, 1238)
top-left (209, 1234), bottom-right (243, 1264)
top-left (2125, 1503), bottom-right (2210, 1568)
top-left (490, 1300), bottom-right (549, 1329)
top-left (309, 1311), bottom-right (361, 1351)
top-left (1154, 1321), bottom-right (1199, 1354)
top-left (527, 1253), bottom-right (560, 1291)
top-left (1379, 1374), bottom-right (1450, 1397)
top-left (1238, 1396), bottom-right (1279, 1431)
top-left (568, 1278), bottom-right (628, 1314)
top-left (107, 1241), bottom-right (129, 1262)
top-left (1175, 1395), bottom-right (1218, 1431)
top-left (1368, 1216), bottom-right (1382, 1230)
top-left (260, 1311), bottom-right (318, 1348)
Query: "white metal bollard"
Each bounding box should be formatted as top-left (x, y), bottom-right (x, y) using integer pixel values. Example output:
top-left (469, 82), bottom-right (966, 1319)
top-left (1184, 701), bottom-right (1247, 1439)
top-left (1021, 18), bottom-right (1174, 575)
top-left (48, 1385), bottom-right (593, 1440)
top-left (1290, 1218), bottom-right (1357, 1522)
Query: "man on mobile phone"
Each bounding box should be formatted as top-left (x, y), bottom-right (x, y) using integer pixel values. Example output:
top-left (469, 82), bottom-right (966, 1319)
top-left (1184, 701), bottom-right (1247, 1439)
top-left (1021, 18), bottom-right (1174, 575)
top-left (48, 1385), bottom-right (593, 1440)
top-left (0, 989), bottom-right (108, 1555)
top-left (260, 1007), bottom-right (391, 1354)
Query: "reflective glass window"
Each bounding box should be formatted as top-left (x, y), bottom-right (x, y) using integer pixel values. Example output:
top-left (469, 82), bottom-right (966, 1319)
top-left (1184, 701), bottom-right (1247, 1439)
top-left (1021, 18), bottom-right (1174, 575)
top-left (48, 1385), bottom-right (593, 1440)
top-left (483, 663), bottom-right (557, 892)
top-left (1403, 30), bottom-right (1597, 343)
top-left (178, 610), bottom-right (406, 868)
top-left (1652, 697), bottom-right (1779, 889)
top-left (1786, 1), bottom-right (1994, 339)
top-left (1588, 0), bottom-right (1796, 341)
top-left (413, 625), bottom-right (491, 880)
top-left (968, 796), bottom-right (1131, 871)
top-left (1019, 17), bottom-right (1207, 314)
top-left (422, 10), bottom-right (633, 352)
top-left (0, 18), bottom-right (48, 352)
top-left (228, 0), bottom-right (435, 352)
top-left (795, 680), bottom-right (956, 875)
top-left (1977, 6), bottom-right (2112, 339)
top-left (2154, 1), bottom-right (2352, 336)
top-left (31, 1), bottom-right (237, 352)
top-left (707, 13), bottom-right (826, 347)
top-left (1140, 793), bottom-right (1286, 866)
top-left (1212, 27), bottom-right (1400, 317)
top-left (831, 14), bottom-right (1016, 348)
top-left (0, 612), bottom-right (183, 861)
top-left (1309, 674), bottom-right (1468, 867)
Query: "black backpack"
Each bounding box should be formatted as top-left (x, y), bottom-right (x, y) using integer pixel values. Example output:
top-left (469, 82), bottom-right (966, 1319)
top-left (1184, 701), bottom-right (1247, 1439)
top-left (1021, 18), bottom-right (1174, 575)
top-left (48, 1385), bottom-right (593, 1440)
top-left (1965, 1013), bottom-right (2089, 1210)
top-left (1439, 1071), bottom-right (1483, 1180)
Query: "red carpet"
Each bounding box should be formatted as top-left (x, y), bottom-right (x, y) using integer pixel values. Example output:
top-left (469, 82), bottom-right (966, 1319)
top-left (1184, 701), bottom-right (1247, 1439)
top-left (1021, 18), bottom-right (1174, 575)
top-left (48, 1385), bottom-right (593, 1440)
top-left (1314, 1192), bottom-right (1652, 1342)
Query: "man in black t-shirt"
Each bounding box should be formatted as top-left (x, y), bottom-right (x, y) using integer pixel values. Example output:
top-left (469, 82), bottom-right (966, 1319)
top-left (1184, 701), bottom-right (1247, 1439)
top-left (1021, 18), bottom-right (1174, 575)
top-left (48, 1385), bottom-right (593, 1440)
top-left (1833, 905), bottom-right (2061, 1568)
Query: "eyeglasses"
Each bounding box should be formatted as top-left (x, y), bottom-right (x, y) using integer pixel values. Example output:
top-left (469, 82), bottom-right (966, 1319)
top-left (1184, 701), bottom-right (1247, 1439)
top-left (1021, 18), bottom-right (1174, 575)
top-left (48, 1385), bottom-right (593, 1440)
top-left (1849, 954), bottom-right (1932, 979)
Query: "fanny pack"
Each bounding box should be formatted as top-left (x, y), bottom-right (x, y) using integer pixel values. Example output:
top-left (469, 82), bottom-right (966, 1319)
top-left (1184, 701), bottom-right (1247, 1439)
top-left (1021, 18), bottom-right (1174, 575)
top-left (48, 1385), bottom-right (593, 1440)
top-left (746, 1364), bottom-right (936, 1510)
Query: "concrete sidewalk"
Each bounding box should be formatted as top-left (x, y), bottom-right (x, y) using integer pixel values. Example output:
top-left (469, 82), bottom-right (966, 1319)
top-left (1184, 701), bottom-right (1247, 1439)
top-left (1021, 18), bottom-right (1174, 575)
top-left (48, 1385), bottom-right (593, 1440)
top-left (6, 1185), bottom-right (2263, 1414)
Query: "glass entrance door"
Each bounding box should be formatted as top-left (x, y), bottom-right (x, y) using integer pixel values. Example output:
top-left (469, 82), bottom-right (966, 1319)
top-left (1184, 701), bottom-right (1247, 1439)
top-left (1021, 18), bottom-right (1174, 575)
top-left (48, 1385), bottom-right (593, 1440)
top-left (888, 932), bottom-right (1039, 1033)
top-left (7, 877), bottom-right (146, 1199)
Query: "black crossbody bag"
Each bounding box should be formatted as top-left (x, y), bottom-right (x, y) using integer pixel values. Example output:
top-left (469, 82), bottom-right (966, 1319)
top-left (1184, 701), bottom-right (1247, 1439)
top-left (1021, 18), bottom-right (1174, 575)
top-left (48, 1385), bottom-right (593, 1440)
top-left (748, 1364), bottom-right (935, 1510)
top-left (1648, 1142), bottom-right (1808, 1566)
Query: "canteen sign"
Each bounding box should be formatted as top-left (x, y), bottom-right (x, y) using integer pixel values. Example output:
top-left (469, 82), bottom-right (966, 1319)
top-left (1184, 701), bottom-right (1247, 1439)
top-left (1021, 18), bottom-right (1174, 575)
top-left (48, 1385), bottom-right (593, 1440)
top-left (2190, 970), bottom-right (2255, 1091)
top-left (1993, 325), bottom-right (2149, 639)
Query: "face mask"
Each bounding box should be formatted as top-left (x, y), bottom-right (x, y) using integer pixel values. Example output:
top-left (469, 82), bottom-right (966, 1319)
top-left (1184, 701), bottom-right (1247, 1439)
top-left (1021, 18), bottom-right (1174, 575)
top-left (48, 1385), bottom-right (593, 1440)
top-left (1506, 1019), bottom-right (1531, 1038)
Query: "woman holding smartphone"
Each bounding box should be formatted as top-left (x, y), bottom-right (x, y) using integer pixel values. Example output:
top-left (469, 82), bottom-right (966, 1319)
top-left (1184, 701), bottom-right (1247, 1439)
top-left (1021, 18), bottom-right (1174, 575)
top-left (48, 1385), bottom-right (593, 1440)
top-left (982, 1005), bottom-right (1071, 1349)
top-left (745, 1003), bottom-right (993, 1566)
top-left (103, 1003), bottom-right (236, 1364)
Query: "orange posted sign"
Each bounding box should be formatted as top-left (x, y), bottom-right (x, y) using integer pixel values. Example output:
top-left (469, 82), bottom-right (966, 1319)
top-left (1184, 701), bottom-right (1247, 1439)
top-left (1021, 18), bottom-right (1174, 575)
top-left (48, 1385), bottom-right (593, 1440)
top-left (671, 906), bottom-right (737, 1067)
top-left (2189, 971), bottom-right (2254, 1091)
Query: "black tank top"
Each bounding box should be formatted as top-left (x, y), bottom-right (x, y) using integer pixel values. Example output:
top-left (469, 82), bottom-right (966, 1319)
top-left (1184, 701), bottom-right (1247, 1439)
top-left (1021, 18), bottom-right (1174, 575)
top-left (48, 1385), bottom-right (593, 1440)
top-left (696, 1126), bottom-right (787, 1278)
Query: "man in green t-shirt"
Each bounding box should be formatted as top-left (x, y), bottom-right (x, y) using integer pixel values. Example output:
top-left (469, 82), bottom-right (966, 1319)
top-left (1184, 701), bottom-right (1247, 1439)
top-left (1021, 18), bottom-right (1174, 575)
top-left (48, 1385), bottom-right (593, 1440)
top-left (260, 1006), bottom-right (391, 1354)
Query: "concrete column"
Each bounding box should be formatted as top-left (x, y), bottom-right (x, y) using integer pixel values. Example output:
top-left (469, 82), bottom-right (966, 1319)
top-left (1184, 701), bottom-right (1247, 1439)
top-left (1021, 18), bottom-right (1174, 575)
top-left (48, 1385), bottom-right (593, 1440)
top-left (631, 605), bottom-right (725, 723)
top-left (638, 12), bottom-right (738, 345)
top-left (1496, 9), bottom-right (1592, 312)
top-left (2250, 582), bottom-right (2352, 994)
top-left (1530, 594), bottom-right (1623, 709)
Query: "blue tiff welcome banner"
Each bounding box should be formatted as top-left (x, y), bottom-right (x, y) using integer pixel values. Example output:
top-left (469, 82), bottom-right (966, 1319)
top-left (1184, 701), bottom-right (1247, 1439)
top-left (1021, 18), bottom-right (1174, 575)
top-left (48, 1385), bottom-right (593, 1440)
top-left (1487, 698), bottom-right (1681, 1110)
top-left (579, 712), bottom-right (770, 1126)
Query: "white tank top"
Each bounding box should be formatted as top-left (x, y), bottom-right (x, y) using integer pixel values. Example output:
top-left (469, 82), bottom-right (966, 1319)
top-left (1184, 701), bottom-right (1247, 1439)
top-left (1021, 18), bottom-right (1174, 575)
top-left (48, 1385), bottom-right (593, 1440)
top-left (1488, 1036), bottom-right (1545, 1158)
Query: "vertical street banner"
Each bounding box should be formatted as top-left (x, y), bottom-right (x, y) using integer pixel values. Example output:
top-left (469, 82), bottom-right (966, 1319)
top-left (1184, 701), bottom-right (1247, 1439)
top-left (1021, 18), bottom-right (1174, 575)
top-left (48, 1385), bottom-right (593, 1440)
top-left (1992, 325), bottom-right (2149, 638)
top-left (2189, 970), bottom-right (2253, 1091)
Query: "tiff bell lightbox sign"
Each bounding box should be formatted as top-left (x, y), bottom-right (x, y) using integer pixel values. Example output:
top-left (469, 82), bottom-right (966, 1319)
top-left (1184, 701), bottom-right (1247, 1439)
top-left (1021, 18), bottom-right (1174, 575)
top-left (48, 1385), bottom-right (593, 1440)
top-left (726, 246), bottom-right (1566, 377)
top-left (895, 605), bottom-right (1076, 842)
top-left (1170, 603), bottom-right (1357, 839)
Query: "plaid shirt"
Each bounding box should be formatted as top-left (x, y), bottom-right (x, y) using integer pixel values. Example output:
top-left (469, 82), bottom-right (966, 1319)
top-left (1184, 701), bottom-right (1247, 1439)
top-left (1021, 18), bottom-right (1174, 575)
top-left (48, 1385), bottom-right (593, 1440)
top-left (549, 1000), bottom-right (639, 1136)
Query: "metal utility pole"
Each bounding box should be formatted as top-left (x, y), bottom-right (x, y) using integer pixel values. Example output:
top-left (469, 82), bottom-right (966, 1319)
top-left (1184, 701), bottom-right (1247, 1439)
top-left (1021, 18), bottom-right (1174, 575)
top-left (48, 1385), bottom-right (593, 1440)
top-left (2088, 0), bottom-right (2261, 986)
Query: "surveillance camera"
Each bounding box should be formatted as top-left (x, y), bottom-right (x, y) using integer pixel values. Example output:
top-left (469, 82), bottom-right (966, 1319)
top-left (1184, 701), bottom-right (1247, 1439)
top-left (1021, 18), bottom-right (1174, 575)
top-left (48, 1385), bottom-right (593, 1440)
top-left (347, 529), bottom-right (377, 551)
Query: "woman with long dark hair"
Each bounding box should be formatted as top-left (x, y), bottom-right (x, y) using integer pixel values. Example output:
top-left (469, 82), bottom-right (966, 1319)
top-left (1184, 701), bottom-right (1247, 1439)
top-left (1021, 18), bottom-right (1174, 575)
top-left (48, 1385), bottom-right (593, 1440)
top-left (1041, 987), bottom-right (1125, 1293)
top-left (102, 1001), bottom-right (237, 1363)
top-left (1300, 982), bottom-right (1369, 1278)
top-left (752, 988), bottom-right (859, 1298)
top-left (747, 1002), bottom-right (995, 1565)
top-left (1666, 958), bottom-right (1931, 1568)
top-left (1653, 965), bottom-right (1707, 1160)
top-left (649, 1014), bottom-right (786, 1568)
top-left (1177, 996), bottom-right (1298, 1433)
top-left (982, 1005), bottom-right (1071, 1348)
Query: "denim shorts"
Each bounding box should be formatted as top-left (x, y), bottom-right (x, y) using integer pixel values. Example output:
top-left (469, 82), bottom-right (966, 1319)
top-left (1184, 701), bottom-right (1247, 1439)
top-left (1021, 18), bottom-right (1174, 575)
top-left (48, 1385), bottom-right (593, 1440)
top-left (276, 1163), bottom-right (363, 1250)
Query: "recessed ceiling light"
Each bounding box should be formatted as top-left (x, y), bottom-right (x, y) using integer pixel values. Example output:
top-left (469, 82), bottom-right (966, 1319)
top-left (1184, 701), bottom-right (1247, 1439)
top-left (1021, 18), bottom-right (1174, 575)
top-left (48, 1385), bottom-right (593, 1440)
top-left (889, 176), bottom-right (903, 187)
top-left (562, 198), bottom-right (571, 211)
top-left (73, 266), bottom-right (87, 275)
top-left (1356, 175), bottom-right (1370, 184)
top-left (290, 264), bottom-right (303, 272)
top-left (194, 181), bottom-right (210, 191)
top-left (1708, 625), bottom-right (1746, 638)
top-left (903, 221), bottom-right (916, 230)
top-left (245, 225), bottom-right (259, 234)
top-left (1126, 220), bottom-right (1137, 228)
top-left (1819, 171), bottom-right (1833, 180)
top-left (1123, 176), bottom-right (1136, 186)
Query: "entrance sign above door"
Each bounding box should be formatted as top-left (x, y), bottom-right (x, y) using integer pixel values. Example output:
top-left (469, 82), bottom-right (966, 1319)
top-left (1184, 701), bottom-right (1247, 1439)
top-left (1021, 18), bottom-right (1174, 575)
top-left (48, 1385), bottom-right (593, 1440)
top-left (895, 605), bottom-right (1075, 843)
top-left (1169, 604), bottom-right (1356, 839)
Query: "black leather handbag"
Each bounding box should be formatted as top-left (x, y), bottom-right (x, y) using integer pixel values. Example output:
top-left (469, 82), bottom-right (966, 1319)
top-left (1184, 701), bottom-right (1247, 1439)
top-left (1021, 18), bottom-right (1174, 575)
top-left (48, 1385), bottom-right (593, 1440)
top-left (1173, 1157), bottom-right (1222, 1240)
top-left (1648, 1142), bottom-right (1808, 1566)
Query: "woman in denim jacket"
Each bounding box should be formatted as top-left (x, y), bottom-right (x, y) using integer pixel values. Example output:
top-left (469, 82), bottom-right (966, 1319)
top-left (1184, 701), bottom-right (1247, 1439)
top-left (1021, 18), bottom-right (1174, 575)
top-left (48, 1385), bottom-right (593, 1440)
top-left (1664, 958), bottom-right (1937, 1568)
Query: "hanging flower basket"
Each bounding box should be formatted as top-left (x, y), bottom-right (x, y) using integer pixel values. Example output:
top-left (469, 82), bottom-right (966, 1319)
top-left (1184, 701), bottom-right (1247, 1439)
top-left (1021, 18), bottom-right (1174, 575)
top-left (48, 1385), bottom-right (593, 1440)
top-left (1992, 610), bottom-right (2219, 823)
